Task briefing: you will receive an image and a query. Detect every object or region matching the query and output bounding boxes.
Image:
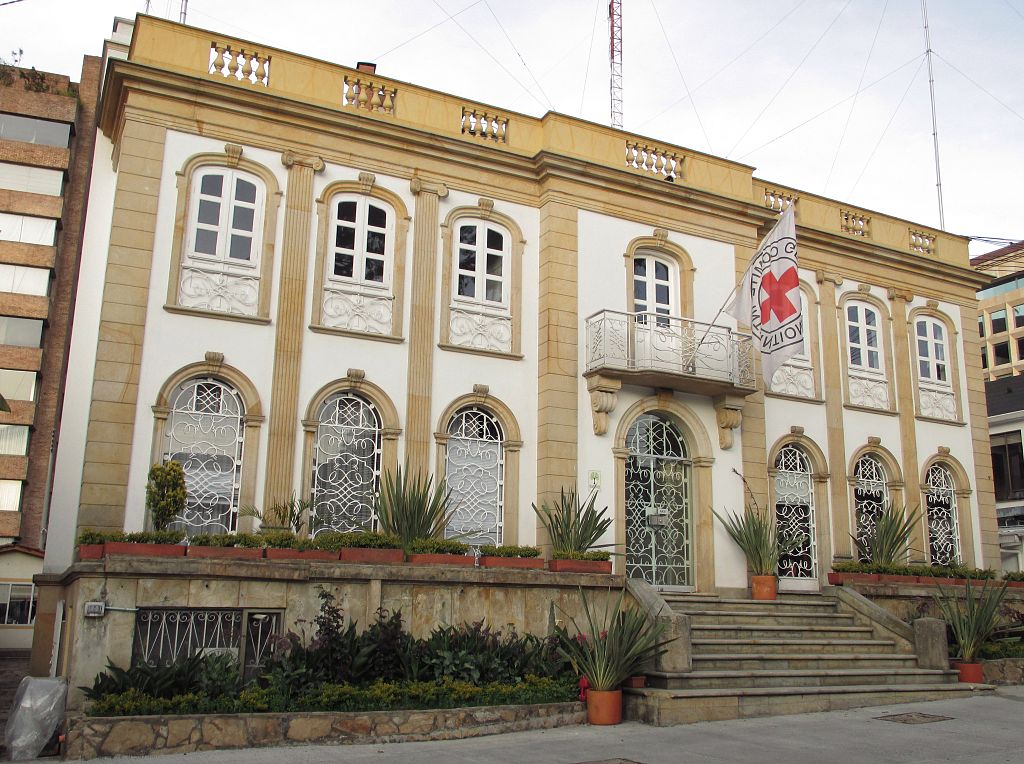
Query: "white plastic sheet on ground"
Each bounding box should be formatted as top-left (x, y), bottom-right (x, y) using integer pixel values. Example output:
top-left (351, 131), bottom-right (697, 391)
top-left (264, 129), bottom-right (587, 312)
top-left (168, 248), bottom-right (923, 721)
top-left (5, 676), bottom-right (67, 761)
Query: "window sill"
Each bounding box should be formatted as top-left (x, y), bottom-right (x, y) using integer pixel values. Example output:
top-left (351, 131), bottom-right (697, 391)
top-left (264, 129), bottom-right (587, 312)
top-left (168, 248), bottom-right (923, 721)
top-left (164, 304), bottom-right (271, 325)
top-left (915, 414), bottom-right (966, 427)
top-left (843, 403), bottom-right (898, 417)
top-left (764, 392), bottom-right (824, 405)
top-left (308, 324), bottom-right (404, 344)
top-left (438, 342), bottom-right (523, 361)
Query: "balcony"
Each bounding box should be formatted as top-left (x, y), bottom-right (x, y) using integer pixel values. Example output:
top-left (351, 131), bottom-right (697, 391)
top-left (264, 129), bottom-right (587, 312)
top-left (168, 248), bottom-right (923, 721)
top-left (585, 310), bottom-right (757, 397)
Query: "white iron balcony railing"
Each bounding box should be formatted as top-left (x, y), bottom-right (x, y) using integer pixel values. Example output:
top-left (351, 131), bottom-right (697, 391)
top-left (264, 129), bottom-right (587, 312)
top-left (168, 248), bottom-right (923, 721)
top-left (585, 310), bottom-right (757, 394)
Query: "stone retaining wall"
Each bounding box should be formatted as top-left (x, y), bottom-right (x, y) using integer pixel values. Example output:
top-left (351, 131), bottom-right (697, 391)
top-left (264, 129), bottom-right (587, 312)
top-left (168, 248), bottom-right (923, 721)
top-left (982, 658), bottom-right (1024, 686)
top-left (64, 701), bottom-right (585, 759)
top-left (839, 581), bottom-right (1024, 623)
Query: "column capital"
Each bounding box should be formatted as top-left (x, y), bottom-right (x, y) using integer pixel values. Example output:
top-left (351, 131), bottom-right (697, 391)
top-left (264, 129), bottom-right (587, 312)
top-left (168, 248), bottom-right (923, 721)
top-left (281, 150), bottom-right (325, 172)
top-left (815, 270), bottom-right (843, 287)
top-left (410, 176), bottom-right (449, 198)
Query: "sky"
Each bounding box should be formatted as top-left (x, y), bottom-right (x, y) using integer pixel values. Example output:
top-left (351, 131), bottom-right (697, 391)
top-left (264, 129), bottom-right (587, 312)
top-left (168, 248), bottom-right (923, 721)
top-left (2, 0), bottom-right (1022, 257)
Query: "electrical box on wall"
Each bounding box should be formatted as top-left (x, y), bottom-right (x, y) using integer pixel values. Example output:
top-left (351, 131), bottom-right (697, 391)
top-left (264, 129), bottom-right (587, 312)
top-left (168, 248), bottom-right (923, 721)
top-left (84, 601), bottom-right (106, 618)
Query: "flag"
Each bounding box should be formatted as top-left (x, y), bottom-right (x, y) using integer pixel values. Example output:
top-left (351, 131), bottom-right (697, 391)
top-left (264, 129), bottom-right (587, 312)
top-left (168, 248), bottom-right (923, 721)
top-left (725, 206), bottom-right (804, 387)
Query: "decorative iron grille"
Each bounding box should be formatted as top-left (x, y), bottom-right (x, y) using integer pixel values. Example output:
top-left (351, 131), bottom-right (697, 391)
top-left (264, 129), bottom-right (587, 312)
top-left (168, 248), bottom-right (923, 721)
top-left (925, 463), bottom-right (961, 566)
top-left (774, 445), bottom-right (817, 579)
top-left (854, 454), bottom-right (888, 562)
top-left (625, 414), bottom-right (691, 586)
top-left (165, 378), bottom-right (245, 536)
top-left (444, 406), bottom-right (504, 546)
top-left (310, 392), bottom-right (381, 536)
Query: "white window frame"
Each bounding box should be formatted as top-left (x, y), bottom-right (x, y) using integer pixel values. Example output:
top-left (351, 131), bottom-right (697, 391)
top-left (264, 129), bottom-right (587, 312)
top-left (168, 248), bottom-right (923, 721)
top-left (185, 168), bottom-right (264, 273)
top-left (0, 582), bottom-right (37, 626)
top-left (632, 253), bottom-right (677, 320)
top-left (451, 219), bottom-right (511, 314)
top-left (846, 302), bottom-right (884, 375)
top-left (326, 194), bottom-right (394, 292)
top-left (915, 316), bottom-right (951, 388)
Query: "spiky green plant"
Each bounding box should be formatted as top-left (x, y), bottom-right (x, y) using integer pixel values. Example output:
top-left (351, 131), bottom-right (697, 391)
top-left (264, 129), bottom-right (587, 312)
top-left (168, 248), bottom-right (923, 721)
top-left (933, 578), bottom-right (1009, 663)
top-left (241, 494), bottom-right (311, 535)
top-left (146, 461), bottom-right (186, 532)
top-left (555, 587), bottom-right (674, 691)
top-left (714, 472), bottom-right (801, 576)
top-left (374, 466), bottom-right (458, 551)
top-left (853, 503), bottom-right (920, 566)
top-left (532, 487), bottom-right (612, 555)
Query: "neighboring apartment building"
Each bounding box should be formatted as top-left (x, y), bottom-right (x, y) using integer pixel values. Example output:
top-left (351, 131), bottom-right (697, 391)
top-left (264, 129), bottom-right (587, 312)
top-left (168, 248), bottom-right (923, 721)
top-left (973, 241), bottom-right (1024, 572)
top-left (33, 16), bottom-right (998, 672)
top-left (0, 58), bottom-right (101, 648)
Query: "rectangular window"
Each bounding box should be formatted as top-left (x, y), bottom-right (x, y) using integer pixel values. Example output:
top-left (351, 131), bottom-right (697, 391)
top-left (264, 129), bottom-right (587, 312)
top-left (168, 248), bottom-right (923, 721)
top-left (0, 317), bottom-right (42, 347)
top-left (994, 342), bottom-right (1012, 366)
top-left (0, 213), bottom-right (56, 246)
top-left (0, 425), bottom-right (28, 455)
top-left (0, 370), bottom-right (35, 401)
top-left (979, 315), bottom-right (985, 338)
top-left (0, 162), bottom-right (63, 196)
top-left (0, 114), bottom-right (71, 147)
top-left (992, 432), bottom-right (1024, 501)
top-left (991, 309), bottom-right (1008, 334)
top-left (0, 480), bottom-right (22, 512)
top-left (982, 349), bottom-right (988, 369)
top-left (0, 583), bottom-right (37, 625)
top-left (0, 264), bottom-right (49, 296)
top-left (1015, 305), bottom-right (1024, 329)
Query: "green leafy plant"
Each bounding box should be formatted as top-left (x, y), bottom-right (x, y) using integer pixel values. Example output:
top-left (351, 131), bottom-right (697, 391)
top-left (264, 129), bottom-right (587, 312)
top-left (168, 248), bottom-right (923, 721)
top-left (1003, 571), bottom-right (1024, 582)
top-left (409, 537), bottom-right (469, 555)
top-left (853, 503), bottom-right (920, 566)
top-left (77, 529), bottom-right (185, 545)
top-left (532, 486), bottom-right (612, 556)
top-left (832, 561), bottom-right (996, 579)
top-left (552, 550), bottom-right (611, 561)
top-left (145, 461), bottom-right (186, 532)
top-left (479, 544), bottom-right (540, 558)
top-left (715, 471), bottom-right (802, 577)
top-left (555, 587), bottom-right (674, 691)
top-left (933, 578), bottom-right (1009, 663)
top-left (256, 530), bottom-right (299, 548)
top-left (187, 532), bottom-right (262, 548)
top-left (312, 531), bottom-right (402, 551)
top-left (240, 494), bottom-right (310, 535)
top-left (374, 466), bottom-right (459, 551)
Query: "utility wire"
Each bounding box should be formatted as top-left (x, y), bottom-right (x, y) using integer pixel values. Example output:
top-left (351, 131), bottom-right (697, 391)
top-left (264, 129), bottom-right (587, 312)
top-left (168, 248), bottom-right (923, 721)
top-left (650, 0), bottom-right (713, 153)
top-left (430, 0), bottom-right (548, 110)
top-left (727, 0), bottom-right (854, 158)
top-left (579, 0), bottom-right (601, 115)
top-left (848, 56), bottom-right (926, 196)
top-left (636, 0), bottom-right (809, 131)
top-left (824, 0), bottom-right (888, 193)
top-left (736, 53), bottom-right (923, 161)
top-left (0, 0), bottom-right (29, 7)
top-left (483, 1), bottom-right (555, 111)
top-left (375, 0), bottom-right (484, 60)
top-left (1003, 0), bottom-right (1024, 22)
top-left (933, 51), bottom-right (1024, 124)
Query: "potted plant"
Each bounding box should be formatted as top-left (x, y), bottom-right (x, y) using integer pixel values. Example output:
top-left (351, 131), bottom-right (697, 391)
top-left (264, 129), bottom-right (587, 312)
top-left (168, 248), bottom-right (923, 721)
top-left (77, 530), bottom-right (187, 560)
top-left (258, 530), bottom-right (336, 561)
top-left (533, 487), bottom-right (614, 574)
top-left (556, 587), bottom-right (674, 725)
top-left (374, 466), bottom-right (462, 553)
top-left (852, 502), bottom-right (920, 568)
top-left (186, 532), bottom-right (264, 559)
top-left (479, 544), bottom-right (545, 570)
top-left (145, 460), bottom-right (186, 533)
top-left (314, 531), bottom-right (404, 564)
top-left (406, 537), bottom-right (473, 566)
top-left (934, 578), bottom-right (1008, 683)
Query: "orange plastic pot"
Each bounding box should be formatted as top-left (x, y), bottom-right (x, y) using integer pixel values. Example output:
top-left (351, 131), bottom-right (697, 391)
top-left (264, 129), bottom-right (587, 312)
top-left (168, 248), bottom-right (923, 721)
top-left (751, 575), bottom-right (778, 601)
top-left (952, 661), bottom-right (984, 683)
top-left (586, 689), bottom-right (622, 725)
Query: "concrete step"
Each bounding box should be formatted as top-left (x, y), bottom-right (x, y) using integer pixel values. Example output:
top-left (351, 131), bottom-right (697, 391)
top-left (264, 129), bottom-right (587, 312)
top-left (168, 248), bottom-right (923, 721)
top-left (691, 653), bottom-right (919, 671)
top-left (624, 683), bottom-right (994, 726)
top-left (682, 610), bottom-right (857, 627)
top-left (691, 638), bottom-right (899, 655)
top-left (691, 624), bottom-right (876, 641)
top-left (646, 668), bottom-right (959, 690)
top-left (664, 596), bottom-right (839, 615)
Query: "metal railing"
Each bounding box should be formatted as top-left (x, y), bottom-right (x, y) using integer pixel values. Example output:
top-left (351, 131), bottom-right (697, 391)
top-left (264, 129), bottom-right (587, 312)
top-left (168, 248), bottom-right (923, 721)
top-left (586, 310), bottom-right (755, 389)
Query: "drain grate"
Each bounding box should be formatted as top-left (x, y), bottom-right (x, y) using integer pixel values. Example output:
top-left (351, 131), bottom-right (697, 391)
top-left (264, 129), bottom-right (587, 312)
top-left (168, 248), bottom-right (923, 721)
top-left (874, 712), bottom-right (953, 724)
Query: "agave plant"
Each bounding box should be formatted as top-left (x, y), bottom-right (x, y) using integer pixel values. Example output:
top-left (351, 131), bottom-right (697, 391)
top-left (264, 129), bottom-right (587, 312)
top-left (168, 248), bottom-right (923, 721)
top-left (374, 466), bottom-right (458, 551)
top-left (555, 587), bottom-right (674, 691)
top-left (714, 473), bottom-right (801, 576)
top-left (240, 494), bottom-right (311, 535)
top-left (532, 487), bottom-right (612, 555)
top-left (853, 503), bottom-right (920, 566)
top-left (933, 578), bottom-right (1009, 663)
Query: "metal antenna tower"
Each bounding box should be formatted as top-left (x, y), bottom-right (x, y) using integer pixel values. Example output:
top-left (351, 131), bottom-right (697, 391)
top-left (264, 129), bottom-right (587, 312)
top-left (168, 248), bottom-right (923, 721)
top-left (609, 0), bottom-right (623, 129)
top-left (179, 0), bottom-right (188, 24)
top-left (921, 0), bottom-right (945, 230)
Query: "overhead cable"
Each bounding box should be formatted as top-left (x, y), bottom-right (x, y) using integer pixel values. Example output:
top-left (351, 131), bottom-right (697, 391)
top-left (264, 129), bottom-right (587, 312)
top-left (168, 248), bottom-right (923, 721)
top-left (484, 1), bottom-right (555, 111)
top-left (375, 0), bottom-right (484, 60)
top-left (579, 0), bottom-right (602, 115)
top-left (933, 51), bottom-right (1024, 124)
top-left (650, 0), bottom-right (713, 153)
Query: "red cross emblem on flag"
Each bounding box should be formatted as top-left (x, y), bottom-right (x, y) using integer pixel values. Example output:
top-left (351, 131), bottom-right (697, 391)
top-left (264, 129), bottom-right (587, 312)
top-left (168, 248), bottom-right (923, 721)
top-left (758, 266), bottom-right (800, 324)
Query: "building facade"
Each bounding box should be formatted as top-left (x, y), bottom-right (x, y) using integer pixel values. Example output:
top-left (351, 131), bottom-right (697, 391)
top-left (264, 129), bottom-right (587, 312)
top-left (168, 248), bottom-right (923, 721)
top-left (34, 16), bottom-right (998, 663)
top-left (0, 58), bottom-right (100, 648)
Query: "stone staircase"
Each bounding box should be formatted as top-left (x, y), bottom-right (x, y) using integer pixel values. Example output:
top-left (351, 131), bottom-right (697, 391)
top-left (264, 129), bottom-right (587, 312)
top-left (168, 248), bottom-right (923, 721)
top-left (624, 591), bottom-right (993, 725)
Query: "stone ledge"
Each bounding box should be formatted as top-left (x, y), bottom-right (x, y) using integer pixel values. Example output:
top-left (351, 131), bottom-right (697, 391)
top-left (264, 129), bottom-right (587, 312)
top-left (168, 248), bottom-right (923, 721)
top-left (63, 701), bottom-right (585, 760)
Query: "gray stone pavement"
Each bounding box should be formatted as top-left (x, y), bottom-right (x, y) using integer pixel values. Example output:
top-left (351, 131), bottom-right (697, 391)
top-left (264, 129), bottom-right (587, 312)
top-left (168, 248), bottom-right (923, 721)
top-left (92, 688), bottom-right (1024, 764)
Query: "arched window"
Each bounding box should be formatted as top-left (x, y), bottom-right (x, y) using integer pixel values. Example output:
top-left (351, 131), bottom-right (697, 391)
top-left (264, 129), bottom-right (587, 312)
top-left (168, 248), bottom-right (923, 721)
top-left (632, 254), bottom-right (676, 322)
top-left (453, 220), bottom-right (510, 310)
top-left (774, 444), bottom-right (816, 579)
top-left (309, 392), bottom-right (382, 536)
top-left (853, 454), bottom-right (888, 562)
top-left (925, 463), bottom-right (961, 566)
top-left (444, 406), bottom-right (504, 545)
top-left (163, 378), bottom-right (245, 536)
top-left (178, 167), bottom-right (265, 317)
top-left (846, 302), bottom-right (883, 373)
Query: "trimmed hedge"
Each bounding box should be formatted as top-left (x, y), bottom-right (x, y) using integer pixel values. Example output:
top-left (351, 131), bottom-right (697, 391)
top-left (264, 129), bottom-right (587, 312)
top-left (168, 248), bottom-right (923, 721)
top-left (77, 530), bottom-right (185, 545)
top-left (831, 561), bottom-right (996, 579)
top-left (552, 550), bottom-right (611, 562)
top-left (409, 538), bottom-right (470, 555)
top-left (188, 533), bottom-right (263, 548)
top-left (1004, 571), bottom-right (1024, 582)
top-left (88, 676), bottom-right (576, 717)
top-left (479, 544), bottom-right (540, 558)
top-left (312, 531), bottom-right (402, 551)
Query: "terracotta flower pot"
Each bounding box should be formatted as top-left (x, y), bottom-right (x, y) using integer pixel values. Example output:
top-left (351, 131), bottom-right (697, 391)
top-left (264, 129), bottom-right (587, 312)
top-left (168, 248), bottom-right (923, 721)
top-left (586, 689), bottom-right (622, 725)
top-left (104, 542), bottom-right (184, 558)
top-left (339, 547), bottom-right (405, 564)
top-left (406, 553), bottom-right (474, 567)
top-left (952, 661), bottom-right (984, 683)
top-left (265, 548), bottom-right (337, 561)
top-left (480, 556), bottom-right (545, 570)
top-left (547, 559), bottom-right (613, 574)
top-left (187, 546), bottom-right (264, 559)
top-left (751, 575), bottom-right (778, 601)
top-left (878, 574), bottom-right (914, 584)
top-left (77, 544), bottom-right (104, 561)
top-left (826, 572), bottom-right (844, 586)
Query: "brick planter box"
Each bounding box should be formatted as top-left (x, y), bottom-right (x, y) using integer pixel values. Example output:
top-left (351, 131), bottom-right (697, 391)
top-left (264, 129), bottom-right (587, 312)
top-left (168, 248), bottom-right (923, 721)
top-left (265, 549), bottom-right (338, 561)
top-left (64, 701), bottom-right (586, 759)
top-left (829, 572), bottom-right (995, 587)
top-left (186, 546), bottom-right (264, 560)
top-left (339, 547), bottom-right (405, 564)
top-left (77, 544), bottom-right (104, 560)
top-left (480, 556), bottom-right (545, 570)
top-left (406, 553), bottom-right (475, 567)
top-left (548, 559), bottom-right (612, 574)
top-left (77, 543), bottom-right (184, 559)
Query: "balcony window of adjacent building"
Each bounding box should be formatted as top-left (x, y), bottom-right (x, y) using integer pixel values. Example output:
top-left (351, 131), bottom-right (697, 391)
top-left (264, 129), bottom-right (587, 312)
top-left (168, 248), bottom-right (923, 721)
top-left (982, 349), bottom-right (988, 369)
top-left (0, 162), bottom-right (63, 196)
top-left (0, 425), bottom-right (29, 456)
top-left (0, 583), bottom-right (36, 626)
top-left (991, 309), bottom-right (1008, 334)
top-left (978, 315), bottom-right (985, 338)
top-left (993, 341), bottom-right (1011, 366)
top-left (0, 480), bottom-right (22, 512)
top-left (0, 264), bottom-right (49, 297)
top-left (178, 168), bottom-right (265, 317)
top-left (992, 432), bottom-right (1024, 502)
top-left (0, 317), bottom-right (42, 348)
top-left (0, 114), bottom-right (71, 147)
top-left (0, 213), bottom-right (56, 246)
top-left (0, 370), bottom-right (35, 402)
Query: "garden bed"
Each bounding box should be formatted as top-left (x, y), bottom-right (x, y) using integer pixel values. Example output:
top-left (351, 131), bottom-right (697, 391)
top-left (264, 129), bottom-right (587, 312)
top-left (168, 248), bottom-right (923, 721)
top-left (64, 701), bottom-right (585, 760)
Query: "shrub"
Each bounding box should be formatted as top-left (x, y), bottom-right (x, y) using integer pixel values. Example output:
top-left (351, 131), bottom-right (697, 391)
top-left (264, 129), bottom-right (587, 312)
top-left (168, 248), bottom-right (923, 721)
top-left (81, 652), bottom-right (239, 701)
top-left (1004, 571), bottom-right (1024, 582)
top-left (832, 561), bottom-right (996, 579)
top-left (479, 544), bottom-right (540, 558)
top-left (533, 486), bottom-right (611, 555)
top-left (257, 530), bottom-right (299, 549)
top-left (409, 537), bottom-right (469, 555)
top-left (76, 529), bottom-right (185, 545)
top-left (146, 461), bottom-right (186, 532)
top-left (188, 533), bottom-right (262, 548)
top-left (552, 550), bottom-right (610, 561)
top-left (312, 531), bottom-right (402, 551)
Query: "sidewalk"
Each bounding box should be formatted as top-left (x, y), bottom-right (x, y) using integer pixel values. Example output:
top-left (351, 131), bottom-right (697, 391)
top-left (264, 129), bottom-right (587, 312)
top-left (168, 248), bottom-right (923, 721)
top-left (92, 687), bottom-right (1023, 764)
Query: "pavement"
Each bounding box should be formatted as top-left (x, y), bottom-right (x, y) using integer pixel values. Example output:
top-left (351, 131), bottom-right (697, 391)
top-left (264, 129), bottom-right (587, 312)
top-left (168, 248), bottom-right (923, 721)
top-left (90, 687), bottom-right (1024, 764)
